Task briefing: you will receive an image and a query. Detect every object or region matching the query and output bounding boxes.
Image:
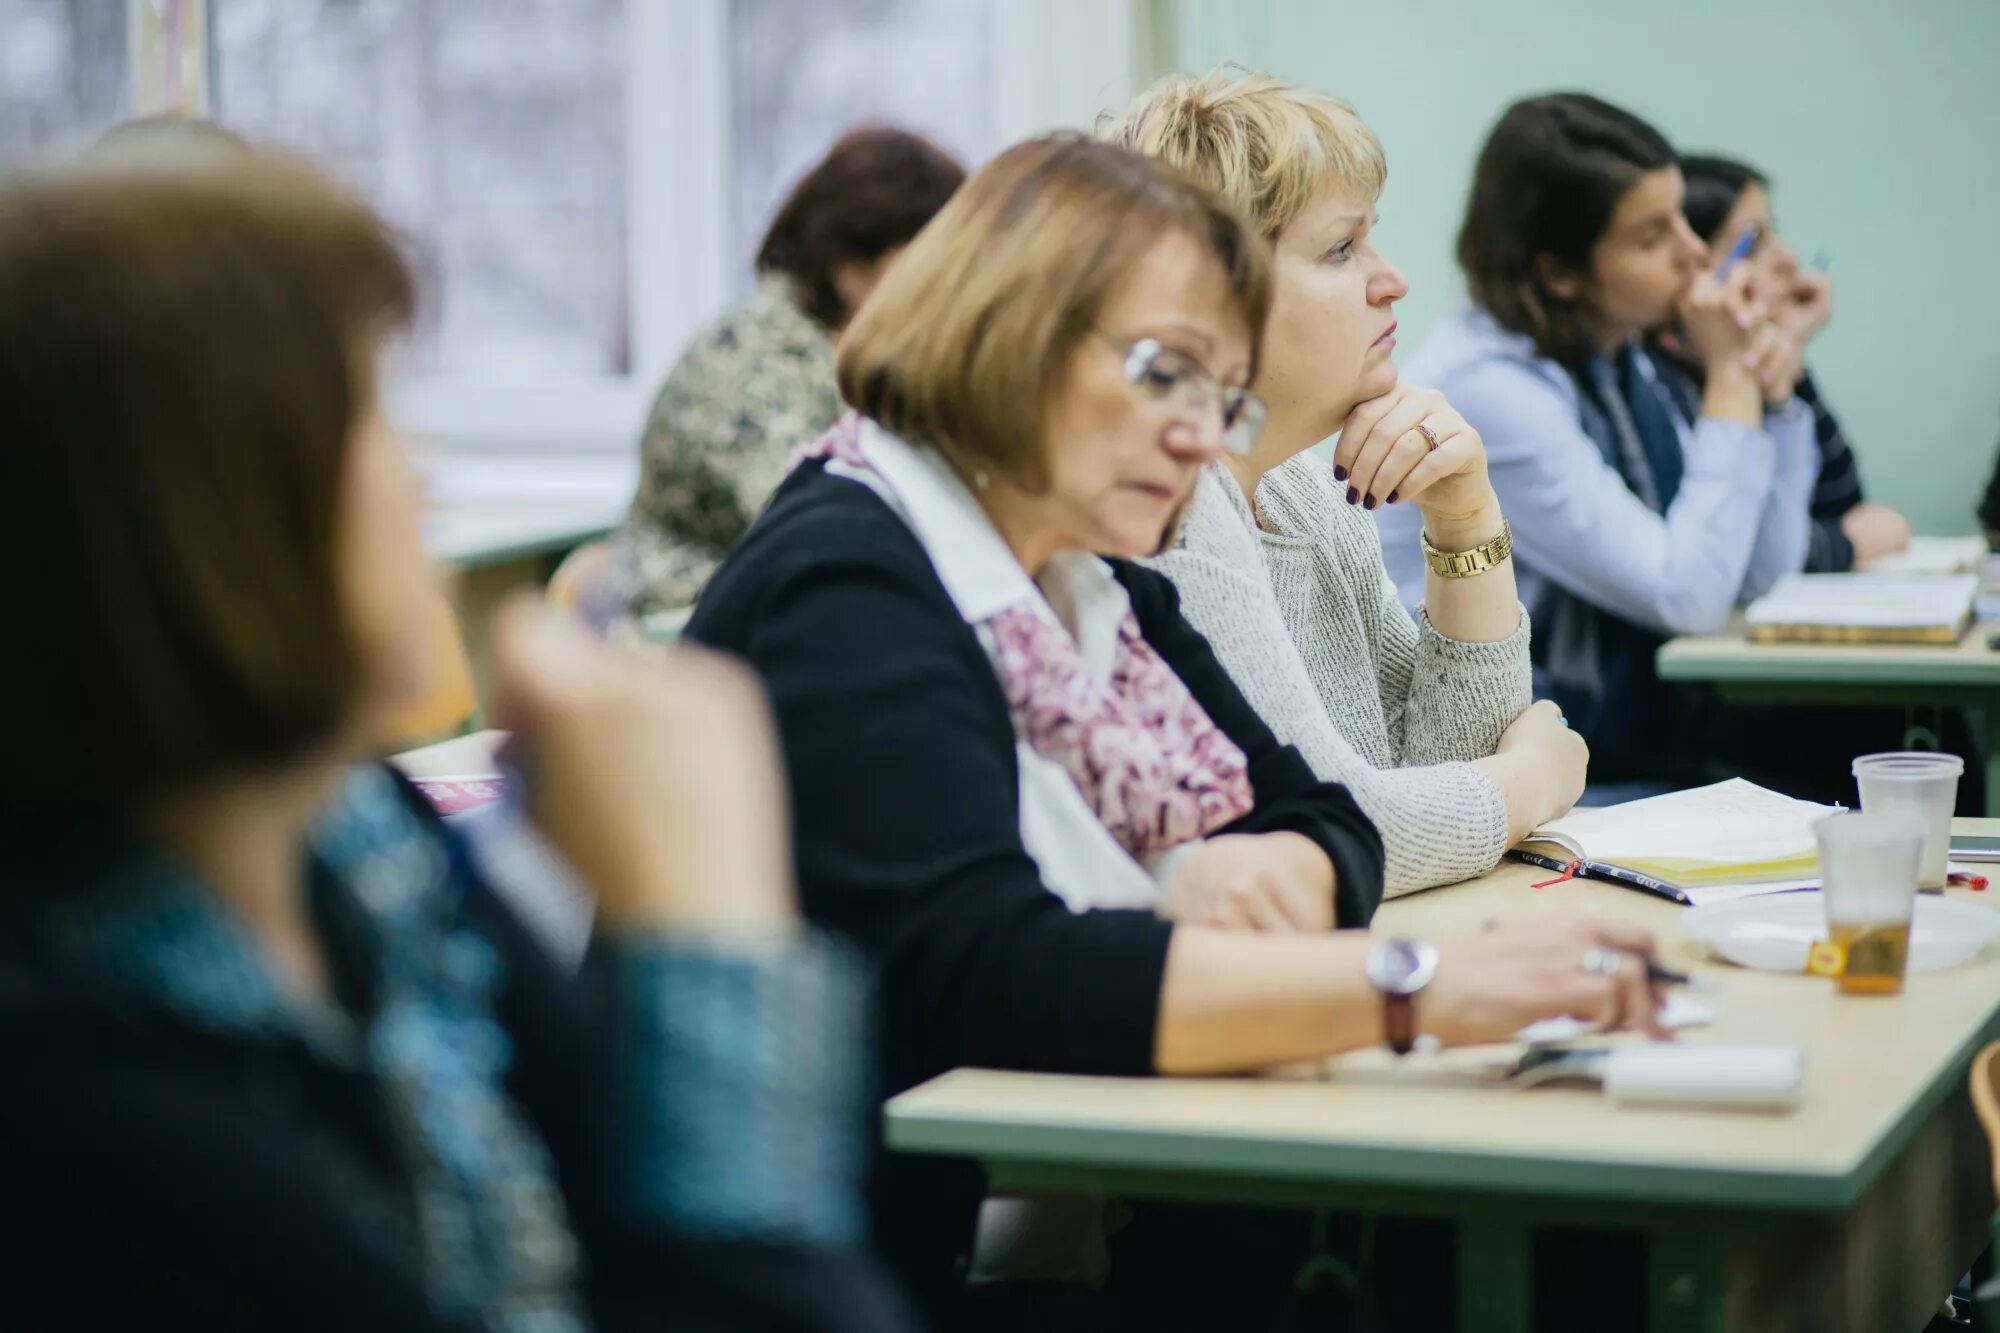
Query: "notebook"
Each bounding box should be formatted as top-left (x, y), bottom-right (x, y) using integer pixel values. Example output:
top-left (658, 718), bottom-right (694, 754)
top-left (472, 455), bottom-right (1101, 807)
top-left (1744, 573), bottom-right (1977, 644)
top-left (1512, 779), bottom-right (1839, 904)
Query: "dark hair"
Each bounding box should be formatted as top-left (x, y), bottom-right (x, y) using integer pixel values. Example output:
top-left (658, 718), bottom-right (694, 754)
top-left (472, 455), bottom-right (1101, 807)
top-left (1679, 153), bottom-right (1766, 245)
top-left (0, 156), bottom-right (414, 813)
top-left (1457, 93), bottom-right (1677, 365)
top-left (755, 126), bottom-right (966, 328)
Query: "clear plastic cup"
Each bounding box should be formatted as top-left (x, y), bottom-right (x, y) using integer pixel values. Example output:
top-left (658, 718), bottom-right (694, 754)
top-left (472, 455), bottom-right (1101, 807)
top-left (1815, 810), bottom-right (1925, 995)
top-left (1852, 752), bottom-right (1964, 889)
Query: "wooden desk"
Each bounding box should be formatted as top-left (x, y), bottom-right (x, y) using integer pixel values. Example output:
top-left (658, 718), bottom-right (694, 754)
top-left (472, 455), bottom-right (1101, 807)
top-left (886, 826), bottom-right (2000, 1333)
top-left (1658, 623), bottom-right (2000, 814)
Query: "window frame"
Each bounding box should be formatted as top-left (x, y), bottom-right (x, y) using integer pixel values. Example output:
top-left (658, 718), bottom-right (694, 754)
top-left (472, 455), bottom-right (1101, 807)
top-left (146, 0), bottom-right (1147, 455)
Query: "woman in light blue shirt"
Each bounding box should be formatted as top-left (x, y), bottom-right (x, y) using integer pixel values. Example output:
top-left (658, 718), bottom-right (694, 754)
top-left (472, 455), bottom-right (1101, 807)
top-left (1378, 94), bottom-right (1818, 789)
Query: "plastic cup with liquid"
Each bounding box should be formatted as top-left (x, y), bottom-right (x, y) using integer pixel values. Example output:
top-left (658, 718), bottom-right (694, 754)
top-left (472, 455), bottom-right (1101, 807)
top-left (1852, 752), bottom-right (1964, 889)
top-left (1814, 810), bottom-right (1925, 995)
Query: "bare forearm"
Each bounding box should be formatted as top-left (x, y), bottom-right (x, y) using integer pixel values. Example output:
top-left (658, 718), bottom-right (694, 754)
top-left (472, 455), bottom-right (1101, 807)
top-left (1420, 498), bottom-right (1521, 643)
top-left (1701, 363), bottom-right (1761, 428)
top-left (1153, 928), bottom-right (1379, 1073)
top-left (1471, 749), bottom-right (1548, 846)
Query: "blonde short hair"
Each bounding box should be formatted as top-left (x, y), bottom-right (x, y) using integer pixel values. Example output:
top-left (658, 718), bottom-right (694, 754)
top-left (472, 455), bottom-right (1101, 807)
top-left (1099, 66), bottom-right (1386, 240)
top-left (837, 133), bottom-right (1271, 493)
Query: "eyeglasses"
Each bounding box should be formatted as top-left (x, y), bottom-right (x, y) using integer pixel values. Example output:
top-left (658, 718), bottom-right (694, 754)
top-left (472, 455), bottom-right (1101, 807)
top-left (1098, 332), bottom-right (1266, 456)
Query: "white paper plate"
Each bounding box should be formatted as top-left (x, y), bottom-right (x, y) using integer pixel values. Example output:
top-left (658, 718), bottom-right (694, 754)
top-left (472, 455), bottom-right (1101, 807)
top-left (1681, 892), bottom-right (2000, 974)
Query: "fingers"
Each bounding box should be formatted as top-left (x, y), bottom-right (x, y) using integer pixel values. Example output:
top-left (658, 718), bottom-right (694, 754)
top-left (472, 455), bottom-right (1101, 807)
top-left (1332, 388), bottom-right (1405, 483)
top-left (1353, 430), bottom-right (1432, 509)
top-left (1348, 391), bottom-right (1457, 507)
top-left (1377, 431), bottom-right (1476, 507)
top-left (1587, 918), bottom-right (1660, 959)
top-left (1722, 263), bottom-right (1758, 323)
top-left (488, 594), bottom-right (621, 739)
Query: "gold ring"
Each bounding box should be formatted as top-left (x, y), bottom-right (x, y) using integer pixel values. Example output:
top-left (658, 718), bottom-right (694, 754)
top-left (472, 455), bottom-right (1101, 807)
top-left (1415, 422), bottom-right (1440, 452)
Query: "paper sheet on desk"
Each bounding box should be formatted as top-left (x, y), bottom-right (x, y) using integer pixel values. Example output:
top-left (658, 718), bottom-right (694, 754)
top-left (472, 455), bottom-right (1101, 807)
top-left (1681, 861), bottom-right (1990, 908)
top-left (1515, 992), bottom-right (1712, 1045)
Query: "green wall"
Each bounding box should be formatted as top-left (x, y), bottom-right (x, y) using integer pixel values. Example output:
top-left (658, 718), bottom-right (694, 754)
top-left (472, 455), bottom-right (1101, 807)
top-left (1176, 0), bottom-right (2000, 535)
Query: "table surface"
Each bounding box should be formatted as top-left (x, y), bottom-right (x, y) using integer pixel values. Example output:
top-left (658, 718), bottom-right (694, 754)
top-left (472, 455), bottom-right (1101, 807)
top-left (1659, 619), bottom-right (2000, 687)
top-left (886, 819), bottom-right (2000, 1215)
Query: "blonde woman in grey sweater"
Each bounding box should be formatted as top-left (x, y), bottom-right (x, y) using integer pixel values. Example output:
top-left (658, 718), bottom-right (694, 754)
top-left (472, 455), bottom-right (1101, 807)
top-left (1106, 69), bottom-right (1587, 896)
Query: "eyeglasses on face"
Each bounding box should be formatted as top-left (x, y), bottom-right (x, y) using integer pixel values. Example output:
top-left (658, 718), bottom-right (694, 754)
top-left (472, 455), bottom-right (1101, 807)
top-left (1098, 332), bottom-right (1265, 456)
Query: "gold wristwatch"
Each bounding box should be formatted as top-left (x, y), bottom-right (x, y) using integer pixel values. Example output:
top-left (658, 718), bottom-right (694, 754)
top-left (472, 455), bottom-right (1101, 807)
top-left (1420, 519), bottom-right (1513, 579)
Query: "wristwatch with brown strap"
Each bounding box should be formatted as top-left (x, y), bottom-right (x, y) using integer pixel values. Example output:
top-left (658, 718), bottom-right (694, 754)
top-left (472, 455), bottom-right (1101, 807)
top-left (1364, 937), bottom-right (1440, 1055)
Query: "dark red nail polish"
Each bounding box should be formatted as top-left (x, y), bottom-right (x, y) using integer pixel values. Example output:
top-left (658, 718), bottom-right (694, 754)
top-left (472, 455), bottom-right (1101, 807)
top-left (1333, 465), bottom-right (1348, 482)
top-left (1386, 491), bottom-right (1399, 505)
top-left (1363, 495), bottom-right (1378, 510)
top-left (1345, 486), bottom-right (1359, 505)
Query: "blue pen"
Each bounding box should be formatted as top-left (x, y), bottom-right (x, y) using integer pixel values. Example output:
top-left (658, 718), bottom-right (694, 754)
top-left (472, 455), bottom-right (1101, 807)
top-left (1714, 225), bottom-right (1758, 281)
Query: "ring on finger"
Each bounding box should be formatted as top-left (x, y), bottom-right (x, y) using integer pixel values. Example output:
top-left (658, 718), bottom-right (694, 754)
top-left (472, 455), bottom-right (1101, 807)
top-left (1580, 947), bottom-right (1624, 978)
top-left (1415, 421), bottom-right (1441, 452)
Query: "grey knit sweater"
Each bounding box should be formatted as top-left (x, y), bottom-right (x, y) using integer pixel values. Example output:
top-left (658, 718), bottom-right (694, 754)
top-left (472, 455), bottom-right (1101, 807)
top-left (1146, 454), bottom-right (1533, 896)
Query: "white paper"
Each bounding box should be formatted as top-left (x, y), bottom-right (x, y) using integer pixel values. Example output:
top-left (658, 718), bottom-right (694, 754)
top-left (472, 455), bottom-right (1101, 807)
top-left (1681, 878), bottom-right (1821, 907)
top-left (1746, 572), bottom-right (1977, 631)
top-left (1525, 779), bottom-right (1838, 875)
top-left (1681, 860), bottom-right (1990, 907)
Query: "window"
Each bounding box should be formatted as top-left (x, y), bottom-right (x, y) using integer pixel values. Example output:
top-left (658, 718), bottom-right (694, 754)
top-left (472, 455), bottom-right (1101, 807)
top-left (0, 0), bottom-right (1143, 450)
top-left (0, 0), bottom-right (127, 155)
top-left (210, 0), bottom-right (629, 381)
top-left (727, 0), bottom-right (996, 286)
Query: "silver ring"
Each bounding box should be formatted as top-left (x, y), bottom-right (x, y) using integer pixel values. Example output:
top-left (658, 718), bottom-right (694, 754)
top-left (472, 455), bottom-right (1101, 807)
top-left (1581, 947), bottom-right (1624, 978)
top-left (1415, 421), bottom-right (1441, 452)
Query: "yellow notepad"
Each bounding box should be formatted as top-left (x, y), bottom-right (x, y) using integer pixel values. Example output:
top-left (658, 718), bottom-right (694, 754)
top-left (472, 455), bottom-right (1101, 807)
top-left (1518, 779), bottom-right (1838, 888)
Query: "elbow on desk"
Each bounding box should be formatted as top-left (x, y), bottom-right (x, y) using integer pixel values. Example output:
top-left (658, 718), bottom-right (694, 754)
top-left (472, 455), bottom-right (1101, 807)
top-left (1650, 583), bottom-right (1739, 639)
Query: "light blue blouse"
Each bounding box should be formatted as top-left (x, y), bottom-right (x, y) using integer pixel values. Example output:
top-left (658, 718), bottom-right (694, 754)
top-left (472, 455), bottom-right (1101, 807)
top-left (1377, 301), bottom-right (1819, 639)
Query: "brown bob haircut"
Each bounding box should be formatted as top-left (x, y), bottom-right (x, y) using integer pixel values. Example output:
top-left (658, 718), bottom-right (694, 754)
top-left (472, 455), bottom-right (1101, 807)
top-left (836, 133), bottom-right (1272, 494)
top-left (0, 155), bottom-right (414, 813)
top-left (756, 125), bottom-right (966, 329)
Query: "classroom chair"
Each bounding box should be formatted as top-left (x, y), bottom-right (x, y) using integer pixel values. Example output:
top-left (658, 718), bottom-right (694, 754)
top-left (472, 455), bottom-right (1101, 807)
top-left (1967, 1041), bottom-right (2000, 1325)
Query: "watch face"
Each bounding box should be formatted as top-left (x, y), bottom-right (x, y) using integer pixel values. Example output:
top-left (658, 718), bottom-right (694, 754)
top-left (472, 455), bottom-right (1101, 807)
top-left (1368, 939), bottom-right (1437, 995)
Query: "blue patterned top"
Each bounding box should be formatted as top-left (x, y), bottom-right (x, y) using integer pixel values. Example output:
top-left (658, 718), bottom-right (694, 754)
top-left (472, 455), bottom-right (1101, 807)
top-left (2, 766), bottom-right (869, 1332)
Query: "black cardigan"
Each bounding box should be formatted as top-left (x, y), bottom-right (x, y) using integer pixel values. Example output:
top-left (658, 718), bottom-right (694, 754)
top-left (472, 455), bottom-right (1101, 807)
top-left (686, 461), bottom-right (1385, 1311)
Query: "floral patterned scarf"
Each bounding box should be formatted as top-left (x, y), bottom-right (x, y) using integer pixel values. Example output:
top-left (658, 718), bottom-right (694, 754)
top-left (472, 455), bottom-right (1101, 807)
top-left (795, 415), bottom-right (1253, 863)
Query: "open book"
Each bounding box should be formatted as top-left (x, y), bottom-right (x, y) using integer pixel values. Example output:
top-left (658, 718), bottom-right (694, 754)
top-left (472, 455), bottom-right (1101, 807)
top-left (1513, 779), bottom-right (1839, 903)
top-left (1745, 572), bottom-right (1977, 645)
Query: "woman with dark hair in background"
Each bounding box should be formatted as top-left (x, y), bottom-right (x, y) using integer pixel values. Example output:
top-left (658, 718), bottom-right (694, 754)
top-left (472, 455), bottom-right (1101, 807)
top-left (1677, 152), bottom-right (1910, 571)
top-left (1378, 94), bottom-right (1820, 794)
top-left (607, 125), bottom-right (966, 617)
top-left (0, 155), bottom-right (908, 1332)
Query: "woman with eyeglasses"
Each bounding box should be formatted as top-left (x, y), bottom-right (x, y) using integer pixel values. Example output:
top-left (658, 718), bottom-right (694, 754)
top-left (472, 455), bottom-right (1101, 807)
top-left (685, 134), bottom-right (1668, 1326)
top-left (1104, 69), bottom-right (1585, 898)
